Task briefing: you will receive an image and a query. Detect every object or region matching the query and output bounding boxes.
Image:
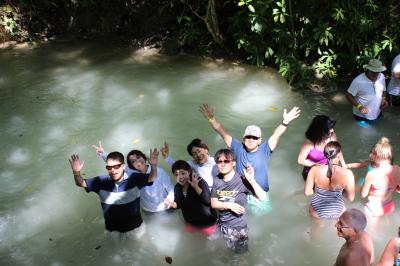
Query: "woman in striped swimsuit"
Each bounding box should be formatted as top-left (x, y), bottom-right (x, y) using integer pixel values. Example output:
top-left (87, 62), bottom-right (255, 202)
top-left (304, 141), bottom-right (356, 219)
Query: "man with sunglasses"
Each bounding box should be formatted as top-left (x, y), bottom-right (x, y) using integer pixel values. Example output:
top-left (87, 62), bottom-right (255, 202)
top-left (200, 103), bottom-right (300, 216)
top-left (211, 149), bottom-right (266, 253)
top-left (68, 149), bottom-right (158, 239)
top-left (334, 208), bottom-right (374, 266)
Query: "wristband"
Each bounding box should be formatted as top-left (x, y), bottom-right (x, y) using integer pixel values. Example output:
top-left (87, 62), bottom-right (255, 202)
top-left (281, 121), bottom-right (288, 127)
top-left (356, 103), bottom-right (363, 110)
top-left (208, 117), bottom-right (216, 123)
top-left (73, 171), bottom-right (80, 175)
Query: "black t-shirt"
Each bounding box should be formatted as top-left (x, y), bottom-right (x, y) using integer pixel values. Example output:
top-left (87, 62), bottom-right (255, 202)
top-left (211, 172), bottom-right (254, 229)
top-left (174, 178), bottom-right (217, 227)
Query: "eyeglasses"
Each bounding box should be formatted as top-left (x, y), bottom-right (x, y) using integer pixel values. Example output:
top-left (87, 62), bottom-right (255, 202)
top-left (336, 220), bottom-right (353, 231)
top-left (216, 159), bottom-right (233, 165)
top-left (244, 135), bottom-right (260, 140)
top-left (106, 163), bottom-right (123, 170)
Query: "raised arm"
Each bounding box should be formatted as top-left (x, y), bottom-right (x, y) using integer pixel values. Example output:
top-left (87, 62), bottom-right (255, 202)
top-left (161, 141), bottom-right (175, 166)
top-left (68, 154), bottom-right (87, 188)
top-left (188, 173), bottom-right (211, 205)
top-left (344, 170), bottom-right (356, 202)
top-left (92, 141), bottom-right (107, 161)
top-left (148, 148), bottom-right (159, 182)
top-left (268, 106), bottom-right (301, 151)
top-left (199, 103), bottom-right (233, 147)
top-left (244, 164), bottom-right (266, 201)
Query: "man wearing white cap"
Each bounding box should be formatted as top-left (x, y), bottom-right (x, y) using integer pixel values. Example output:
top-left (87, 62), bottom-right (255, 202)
top-left (345, 59), bottom-right (388, 121)
top-left (388, 54), bottom-right (400, 106)
top-left (199, 103), bottom-right (300, 216)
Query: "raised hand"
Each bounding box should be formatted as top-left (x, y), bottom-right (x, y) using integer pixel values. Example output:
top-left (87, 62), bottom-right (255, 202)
top-left (244, 164), bottom-right (255, 183)
top-left (283, 106), bottom-right (301, 124)
top-left (188, 172), bottom-right (201, 189)
top-left (69, 154), bottom-right (84, 173)
top-left (161, 142), bottom-right (169, 159)
top-left (149, 148), bottom-right (159, 166)
top-left (92, 141), bottom-right (104, 156)
top-left (199, 103), bottom-right (215, 120)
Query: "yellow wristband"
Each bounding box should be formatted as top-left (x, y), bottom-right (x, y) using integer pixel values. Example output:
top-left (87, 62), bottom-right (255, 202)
top-left (356, 104), bottom-right (363, 110)
top-left (208, 117), bottom-right (216, 123)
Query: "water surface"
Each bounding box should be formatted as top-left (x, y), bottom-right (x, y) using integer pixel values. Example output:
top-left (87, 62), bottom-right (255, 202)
top-left (1, 39), bottom-right (400, 265)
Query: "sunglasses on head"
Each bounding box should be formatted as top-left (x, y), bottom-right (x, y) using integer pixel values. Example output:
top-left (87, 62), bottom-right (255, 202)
top-left (244, 135), bottom-right (259, 140)
top-left (106, 163), bottom-right (123, 170)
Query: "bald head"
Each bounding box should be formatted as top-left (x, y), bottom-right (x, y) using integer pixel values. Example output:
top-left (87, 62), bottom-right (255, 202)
top-left (343, 208), bottom-right (367, 232)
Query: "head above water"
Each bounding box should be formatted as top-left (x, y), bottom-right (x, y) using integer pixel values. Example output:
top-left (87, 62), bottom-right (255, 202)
top-left (214, 149), bottom-right (236, 162)
top-left (171, 160), bottom-right (193, 185)
top-left (341, 208), bottom-right (367, 232)
top-left (324, 141), bottom-right (341, 160)
top-left (106, 151), bottom-right (125, 182)
top-left (324, 141), bottom-right (341, 179)
top-left (107, 151), bottom-right (125, 164)
top-left (364, 59), bottom-right (386, 82)
top-left (171, 160), bottom-right (193, 176)
top-left (243, 125), bottom-right (262, 152)
top-left (126, 150), bottom-right (147, 172)
top-left (305, 115), bottom-right (336, 144)
top-left (187, 138), bottom-right (209, 155)
top-left (187, 138), bottom-right (210, 164)
top-left (243, 125), bottom-right (262, 138)
top-left (369, 137), bottom-right (393, 165)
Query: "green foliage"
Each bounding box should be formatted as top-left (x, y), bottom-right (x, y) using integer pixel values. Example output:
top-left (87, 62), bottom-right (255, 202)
top-left (221, 0), bottom-right (400, 87)
top-left (0, 5), bottom-right (22, 38)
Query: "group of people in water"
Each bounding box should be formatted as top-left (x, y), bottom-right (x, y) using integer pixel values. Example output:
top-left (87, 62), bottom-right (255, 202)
top-left (68, 55), bottom-right (400, 265)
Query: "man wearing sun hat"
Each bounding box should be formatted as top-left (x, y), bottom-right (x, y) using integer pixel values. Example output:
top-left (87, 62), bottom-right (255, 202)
top-left (345, 58), bottom-right (388, 121)
top-left (199, 103), bottom-right (301, 216)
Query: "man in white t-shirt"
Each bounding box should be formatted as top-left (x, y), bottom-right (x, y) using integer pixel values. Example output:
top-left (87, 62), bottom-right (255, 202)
top-left (345, 59), bottom-right (388, 121)
top-left (388, 54), bottom-right (400, 106)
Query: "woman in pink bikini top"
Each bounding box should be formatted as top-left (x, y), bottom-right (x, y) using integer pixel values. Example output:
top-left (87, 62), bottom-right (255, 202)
top-left (298, 115), bottom-right (346, 181)
top-left (361, 137), bottom-right (400, 217)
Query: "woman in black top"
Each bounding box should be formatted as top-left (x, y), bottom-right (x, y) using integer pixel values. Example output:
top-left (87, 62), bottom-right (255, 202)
top-left (165, 160), bottom-right (217, 236)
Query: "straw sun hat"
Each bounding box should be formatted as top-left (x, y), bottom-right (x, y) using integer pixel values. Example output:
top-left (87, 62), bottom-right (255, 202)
top-left (363, 59), bottom-right (387, 72)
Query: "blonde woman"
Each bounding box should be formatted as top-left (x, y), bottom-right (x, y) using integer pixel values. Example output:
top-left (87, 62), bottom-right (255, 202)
top-left (361, 137), bottom-right (400, 216)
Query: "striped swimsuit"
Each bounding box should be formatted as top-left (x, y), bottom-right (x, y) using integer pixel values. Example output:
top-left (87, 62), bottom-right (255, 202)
top-left (311, 186), bottom-right (345, 219)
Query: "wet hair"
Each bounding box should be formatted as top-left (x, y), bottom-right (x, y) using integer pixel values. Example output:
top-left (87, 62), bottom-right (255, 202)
top-left (369, 137), bottom-right (393, 166)
top-left (214, 149), bottom-right (236, 162)
top-left (305, 115), bottom-right (336, 144)
top-left (324, 141), bottom-right (341, 180)
top-left (171, 160), bottom-right (193, 175)
top-left (126, 150), bottom-right (147, 170)
top-left (187, 138), bottom-right (209, 156)
top-left (106, 151), bottom-right (125, 164)
top-left (345, 208), bottom-right (367, 232)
